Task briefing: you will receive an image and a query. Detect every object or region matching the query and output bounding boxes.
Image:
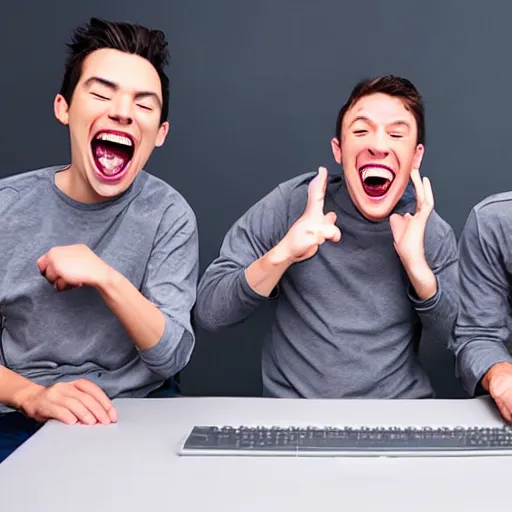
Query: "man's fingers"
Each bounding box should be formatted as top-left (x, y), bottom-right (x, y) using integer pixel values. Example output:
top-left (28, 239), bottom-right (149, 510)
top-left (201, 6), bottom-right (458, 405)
top-left (410, 168), bottom-right (425, 207)
top-left (388, 213), bottom-right (403, 232)
top-left (304, 167), bottom-right (328, 217)
top-left (55, 277), bottom-right (75, 292)
top-left (318, 224), bottom-right (341, 243)
top-left (42, 264), bottom-right (58, 284)
top-left (422, 176), bottom-right (434, 210)
top-left (324, 211), bottom-right (337, 224)
top-left (55, 277), bottom-right (67, 291)
top-left (62, 397), bottom-right (98, 425)
top-left (36, 253), bottom-right (49, 274)
top-left (410, 169), bottom-right (434, 220)
top-left (43, 403), bottom-right (79, 425)
top-left (73, 379), bottom-right (118, 422)
top-left (70, 388), bottom-right (112, 425)
top-left (389, 213), bottom-right (409, 241)
top-left (494, 397), bottom-right (512, 424)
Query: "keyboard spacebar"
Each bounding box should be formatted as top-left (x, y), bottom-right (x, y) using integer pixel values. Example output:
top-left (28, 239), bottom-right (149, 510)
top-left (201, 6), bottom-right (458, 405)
top-left (297, 438), bottom-right (465, 451)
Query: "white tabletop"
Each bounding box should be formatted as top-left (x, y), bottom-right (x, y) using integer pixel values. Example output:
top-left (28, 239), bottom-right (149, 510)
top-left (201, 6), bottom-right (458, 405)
top-left (0, 395), bottom-right (510, 511)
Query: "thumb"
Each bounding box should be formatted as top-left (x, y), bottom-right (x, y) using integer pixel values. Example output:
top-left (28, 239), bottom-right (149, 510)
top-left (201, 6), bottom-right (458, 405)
top-left (389, 213), bottom-right (406, 241)
top-left (36, 253), bottom-right (49, 274)
top-left (389, 213), bottom-right (403, 231)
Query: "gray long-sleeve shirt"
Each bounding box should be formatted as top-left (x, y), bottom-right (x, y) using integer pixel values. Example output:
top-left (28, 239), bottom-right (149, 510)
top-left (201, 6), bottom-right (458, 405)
top-left (0, 166), bottom-right (199, 414)
top-left (452, 192), bottom-right (512, 395)
top-left (196, 171), bottom-right (458, 399)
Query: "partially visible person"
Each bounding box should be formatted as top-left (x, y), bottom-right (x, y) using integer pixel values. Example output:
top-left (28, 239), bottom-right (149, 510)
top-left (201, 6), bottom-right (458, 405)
top-left (0, 17), bottom-right (198, 463)
top-left (453, 194), bottom-right (512, 422)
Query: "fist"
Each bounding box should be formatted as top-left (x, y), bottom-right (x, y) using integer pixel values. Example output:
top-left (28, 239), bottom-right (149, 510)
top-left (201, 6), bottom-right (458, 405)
top-left (37, 244), bottom-right (110, 291)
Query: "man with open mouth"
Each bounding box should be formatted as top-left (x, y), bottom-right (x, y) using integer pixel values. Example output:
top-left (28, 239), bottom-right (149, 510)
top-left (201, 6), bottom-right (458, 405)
top-left (0, 18), bottom-right (198, 462)
top-left (195, 75), bottom-right (458, 400)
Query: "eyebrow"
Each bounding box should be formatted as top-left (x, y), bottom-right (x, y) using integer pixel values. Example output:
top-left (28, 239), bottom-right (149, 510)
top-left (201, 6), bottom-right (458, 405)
top-left (349, 115), bottom-right (411, 130)
top-left (84, 76), bottom-right (162, 107)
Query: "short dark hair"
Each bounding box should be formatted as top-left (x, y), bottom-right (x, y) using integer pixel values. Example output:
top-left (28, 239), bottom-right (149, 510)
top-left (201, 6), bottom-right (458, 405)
top-left (335, 75), bottom-right (425, 145)
top-left (59, 17), bottom-right (170, 124)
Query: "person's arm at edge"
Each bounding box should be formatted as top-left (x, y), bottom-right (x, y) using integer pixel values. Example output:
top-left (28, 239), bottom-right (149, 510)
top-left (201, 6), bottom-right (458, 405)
top-left (452, 209), bottom-right (512, 396)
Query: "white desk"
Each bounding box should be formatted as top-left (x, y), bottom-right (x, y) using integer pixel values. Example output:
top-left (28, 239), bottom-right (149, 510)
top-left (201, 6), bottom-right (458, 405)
top-left (0, 395), bottom-right (509, 511)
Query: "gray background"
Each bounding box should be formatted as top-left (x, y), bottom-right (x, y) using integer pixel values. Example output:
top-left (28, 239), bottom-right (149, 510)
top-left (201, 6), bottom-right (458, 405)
top-left (1, 0), bottom-right (508, 399)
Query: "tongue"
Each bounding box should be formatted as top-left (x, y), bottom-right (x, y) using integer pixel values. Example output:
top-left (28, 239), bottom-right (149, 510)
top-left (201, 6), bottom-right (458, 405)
top-left (94, 144), bottom-right (129, 176)
top-left (363, 180), bottom-right (391, 197)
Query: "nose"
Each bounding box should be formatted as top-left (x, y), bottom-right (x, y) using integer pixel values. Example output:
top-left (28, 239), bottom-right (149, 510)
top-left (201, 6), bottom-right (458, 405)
top-left (368, 130), bottom-right (389, 158)
top-left (108, 95), bottom-right (133, 125)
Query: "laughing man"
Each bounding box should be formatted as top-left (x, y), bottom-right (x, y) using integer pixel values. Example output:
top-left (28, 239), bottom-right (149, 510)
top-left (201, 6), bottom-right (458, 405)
top-left (0, 18), bottom-right (198, 462)
top-left (194, 75), bottom-right (458, 399)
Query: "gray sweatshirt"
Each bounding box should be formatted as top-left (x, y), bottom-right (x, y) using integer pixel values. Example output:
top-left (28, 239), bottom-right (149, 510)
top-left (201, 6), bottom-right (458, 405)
top-left (0, 166), bottom-right (198, 413)
top-left (453, 192), bottom-right (512, 395)
top-left (195, 171), bottom-right (458, 399)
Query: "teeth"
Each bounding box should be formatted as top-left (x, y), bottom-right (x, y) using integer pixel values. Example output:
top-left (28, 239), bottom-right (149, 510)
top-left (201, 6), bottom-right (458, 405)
top-left (361, 167), bottom-right (394, 181)
top-left (95, 133), bottom-right (132, 147)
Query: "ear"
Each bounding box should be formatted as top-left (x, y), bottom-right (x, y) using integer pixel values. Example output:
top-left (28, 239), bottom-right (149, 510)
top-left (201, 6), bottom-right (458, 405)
top-left (330, 137), bottom-right (342, 164)
top-left (412, 143), bottom-right (425, 171)
top-left (155, 121), bottom-right (170, 148)
top-left (54, 94), bottom-right (70, 126)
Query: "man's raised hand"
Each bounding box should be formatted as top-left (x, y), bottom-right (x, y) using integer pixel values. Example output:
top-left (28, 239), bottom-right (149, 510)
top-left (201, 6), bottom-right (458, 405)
top-left (276, 167), bottom-right (341, 263)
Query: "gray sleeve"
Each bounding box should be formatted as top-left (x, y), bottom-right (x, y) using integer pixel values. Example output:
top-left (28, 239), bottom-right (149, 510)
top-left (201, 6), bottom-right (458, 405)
top-left (137, 201), bottom-right (199, 378)
top-left (195, 185), bottom-right (289, 331)
top-left (451, 209), bottom-right (512, 396)
top-left (407, 217), bottom-right (459, 349)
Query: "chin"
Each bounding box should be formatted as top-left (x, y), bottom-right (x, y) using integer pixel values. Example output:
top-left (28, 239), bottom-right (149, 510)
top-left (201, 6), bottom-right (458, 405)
top-left (91, 178), bottom-right (133, 199)
top-left (83, 170), bottom-right (134, 201)
top-left (358, 204), bottom-right (394, 221)
top-left (352, 190), bottom-right (403, 222)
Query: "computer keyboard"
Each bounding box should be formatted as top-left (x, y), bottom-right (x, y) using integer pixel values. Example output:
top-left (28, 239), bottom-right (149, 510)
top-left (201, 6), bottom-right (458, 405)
top-left (179, 425), bottom-right (512, 457)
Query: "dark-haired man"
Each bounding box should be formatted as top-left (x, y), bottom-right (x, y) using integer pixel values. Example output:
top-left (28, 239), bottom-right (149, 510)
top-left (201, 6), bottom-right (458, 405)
top-left (195, 75), bottom-right (458, 399)
top-left (0, 18), bottom-right (198, 462)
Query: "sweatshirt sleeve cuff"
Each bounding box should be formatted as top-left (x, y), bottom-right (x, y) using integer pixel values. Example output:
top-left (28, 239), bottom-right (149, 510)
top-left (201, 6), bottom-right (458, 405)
top-left (457, 340), bottom-right (512, 396)
top-left (240, 267), bottom-right (280, 302)
top-left (407, 275), bottom-right (441, 311)
top-left (138, 316), bottom-right (193, 378)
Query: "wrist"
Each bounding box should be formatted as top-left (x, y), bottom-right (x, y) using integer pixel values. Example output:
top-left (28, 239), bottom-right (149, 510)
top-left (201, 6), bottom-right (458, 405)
top-left (482, 362), bottom-right (511, 392)
top-left (94, 264), bottom-right (120, 293)
top-left (267, 242), bottom-right (295, 269)
top-left (400, 253), bottom-right (429, 275)
top-left (11, 381), bottom-right (44, 411)
top-left (403, 258), bottom-right (437, 300)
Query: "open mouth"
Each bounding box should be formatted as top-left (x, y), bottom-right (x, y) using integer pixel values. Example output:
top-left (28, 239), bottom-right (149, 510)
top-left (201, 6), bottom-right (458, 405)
top-left (90, 130), bottom-right (135, 181)
top-left (359, 165), bottom-right (395, 198)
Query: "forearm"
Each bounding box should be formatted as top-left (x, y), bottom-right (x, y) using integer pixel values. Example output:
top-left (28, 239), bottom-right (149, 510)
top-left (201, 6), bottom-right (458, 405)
top-left (403, 257), bottom-right (437, 301)
top-left (0, 365), bottom-right (42, 410)
top-left (97, 267), bottom-right (166, 351)
top-left (196, 262), bottom-right (273, 332)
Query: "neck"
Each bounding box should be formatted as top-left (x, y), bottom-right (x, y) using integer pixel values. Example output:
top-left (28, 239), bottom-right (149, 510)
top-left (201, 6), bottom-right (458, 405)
top-left (55, 165), bottom-right (105, 204)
